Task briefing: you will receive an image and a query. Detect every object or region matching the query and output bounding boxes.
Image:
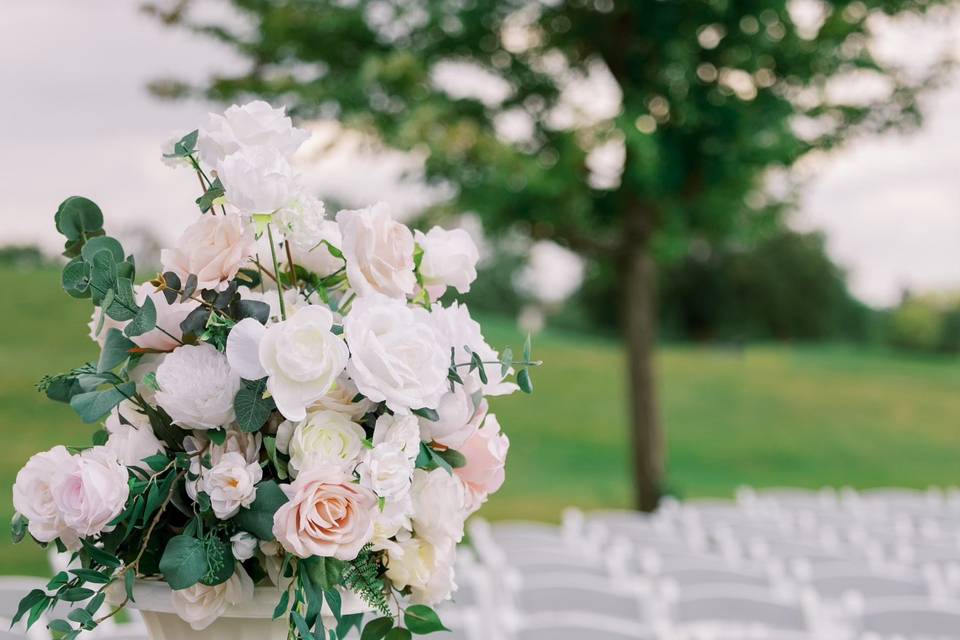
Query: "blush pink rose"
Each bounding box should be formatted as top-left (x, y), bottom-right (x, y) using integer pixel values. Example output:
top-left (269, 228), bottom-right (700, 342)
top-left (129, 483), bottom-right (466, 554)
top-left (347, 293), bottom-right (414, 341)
top-left (455, 413), bottom-right (509, 512)
top-left (272, 469), bottom-right (377, 560)
top-left (160, 213), bottom-right (256, 291)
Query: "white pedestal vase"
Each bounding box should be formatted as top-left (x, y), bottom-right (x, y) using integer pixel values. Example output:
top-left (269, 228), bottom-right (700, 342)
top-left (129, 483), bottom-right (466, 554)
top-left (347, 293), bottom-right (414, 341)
top-left (130, 580), bottom-right (369, 640)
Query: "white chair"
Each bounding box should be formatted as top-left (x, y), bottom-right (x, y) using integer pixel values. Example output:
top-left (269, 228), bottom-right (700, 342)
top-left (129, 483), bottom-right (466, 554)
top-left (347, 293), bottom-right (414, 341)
top-left (808, 572), bottom-right (929, 600)
top-left (512, 612), bottom-right (652, 640)
top-left (510, 576), bottom-right (645, 621)
top-left (667, 586), bottom-right (810, 633)
top-left (858, 599), bottom-right (960, 638)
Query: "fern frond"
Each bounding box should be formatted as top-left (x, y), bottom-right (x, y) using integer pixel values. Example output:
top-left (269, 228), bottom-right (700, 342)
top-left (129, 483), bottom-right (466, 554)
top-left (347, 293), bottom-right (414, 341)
top-left (342, 545), bottom-right (390, 617)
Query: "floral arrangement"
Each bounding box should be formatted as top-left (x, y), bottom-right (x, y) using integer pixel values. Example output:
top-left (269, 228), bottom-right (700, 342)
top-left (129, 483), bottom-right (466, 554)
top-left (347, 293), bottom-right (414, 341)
top-left (10, 102), bottom-right (539, 640)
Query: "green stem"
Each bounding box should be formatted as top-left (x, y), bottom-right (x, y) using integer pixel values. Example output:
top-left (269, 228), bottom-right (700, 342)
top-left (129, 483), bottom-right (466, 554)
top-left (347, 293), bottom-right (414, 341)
top-left (266, 223), bottom-right (287, 321)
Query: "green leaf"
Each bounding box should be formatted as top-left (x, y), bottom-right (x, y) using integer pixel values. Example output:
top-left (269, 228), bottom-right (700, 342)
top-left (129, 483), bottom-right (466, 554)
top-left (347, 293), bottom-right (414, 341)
top-left (384, 629), bottom-right (412, 640)
top-left (404, 605), bottom-right (448, 634)
top-left (82, 542), bottom-right (121, 569)
top-left (160, 272), bottom-right (181, 304)
top-left (523, 333), bottom-right (532, 362)
top-left (234, 377), bottom-right (276, 433)
top-left (207, 429), bottom-right (227, 446)
top-left (412, 407), bottom-right (439, 422)
top-left (234, 480), bottom-right (288, 540)
top-left (272, 590), bottom-right (290, 620)
top-left (61, 257), bottom-right (92, 299)
top-left (11, 589), bottom-right (46, 626)
top-left (435, 448), bottom-right (466, 469)
top-left (323, 588), bottom-right (342, 623)
top-left (337, 614), bottom-right (364, 639)
top-left (196, 178), bottom-right (225, 213)
top-left (69, 382), bottom-right (135, 423)
top-left (69, 569), bottom-right (111, 584)
top-left (98, 329), bottom-right (135, 373)
top-left (232, 299), bottom-right (270, 324)
top-left (88, 249), bottom-right (119, 305)
top-left (290, 611), bottom-right (314, 640)
top-left (181, 273), bottom-right (198, 301)
top-left (199, 537), bottom-right (236, 586)
top-left (106, 277), bottom-right (138, 322)
top-left (305, 557), bottom-right (345, 591)
top-left (264, 436), bottom-right (288, 480)
top-left (179, 306), bottom-right (211, 338)
top-left (55, 196), bottom-right (104, 242)
top-left (517, 368), bottom-right (533, 394)
top-left (124, 295), bottom-right (157, 338)
top-left (81, 236), bottom-right (124, 264)
top-left (124, 569), bottom-right (136, 603)
top-left (171, 130), bottom-right (199, 156)
top-left (360, 617), bottom-right (395, 640)
top-left (159, 535), bottom-right (207, 590)
top-left (10, 512), bottom-right (27, 544)
top-left (499, 346), bottom-right (513, 377)
top-left (59, 588), bottom-right (95, 603)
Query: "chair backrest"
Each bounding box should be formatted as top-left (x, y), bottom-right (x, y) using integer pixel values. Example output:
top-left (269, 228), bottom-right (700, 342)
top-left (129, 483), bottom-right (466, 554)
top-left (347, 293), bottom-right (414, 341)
top-left (810, 572), bottom-right (928, 599)
top-left (0, 578), bottom-right (47, 622)
top-left (514, 612), bottom-right (652, 640)
top-left (860, 600), bottom-right (960, 637)
top-left (658, 567), bottom-right (770, 590)
top-left (513, 580), bottom-right (643, 621)
top-left (671, 588), bottom-right (808, 631)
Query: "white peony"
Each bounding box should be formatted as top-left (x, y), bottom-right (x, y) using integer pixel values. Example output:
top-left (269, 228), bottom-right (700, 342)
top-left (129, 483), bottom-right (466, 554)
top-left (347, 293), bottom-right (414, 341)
top-left (171, 565), bottom-right (255, 631)
top-left (218, 146), bottom-right (298, 215)
top-left (372, 413), bottom-right (421, 460)
top-left (160, 212), bottom-right (257, 292)
top-left (336, 203), bottom-right (416, 298)
top-left (308, 375), bottom-right (373, 420)
top-left (53, 447), bottom-right (130, 538)
top-left (414, 226), bottom-right (479, 300)
top-left (418, 386), bottom-right (482, 450)
top-left (275, 192), bottom-right (327, 250)
top-left (198, 100), bottom-right (309, 166)
top-left (202, 452), bottom-right (263, 519)
top-left (429, 301), bottom-right (517, 396)
top-left (230, 531), bottom-right (258, 562)
top-left (277, 410), bottom-right (366, 477)
top-left (410, 468), bottom-right (467, 550)
top-left (130, 285), bottom-right (199, 352)
top-left (344, 294), bottom-right (448, 413)
top-left (12, 446), bottom-right (77, 545)
top-left (357, 442), bottom-right (415, 501)
top-left (385, 536), bottom-right (457, 605)
top-left (104, 401), bottom-right (163, 466)
top-left (156, 344), bottom-right (242, 430)
top-left (226, 306), bottom-right (349, 422)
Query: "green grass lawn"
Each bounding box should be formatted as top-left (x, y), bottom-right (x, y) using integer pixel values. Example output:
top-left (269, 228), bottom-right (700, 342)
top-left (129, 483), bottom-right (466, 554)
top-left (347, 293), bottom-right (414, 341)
top-left (2, 266), bottom-right (959, 574)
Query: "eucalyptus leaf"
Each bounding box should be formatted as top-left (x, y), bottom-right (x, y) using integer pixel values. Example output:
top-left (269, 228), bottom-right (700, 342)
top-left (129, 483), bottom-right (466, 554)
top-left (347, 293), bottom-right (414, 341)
top-left (159, 535), bottom-right (207, 590)
top-left (55, 196), bottom-right (103, 242)
top-left (61, 257), bottom-right (91, 299)
top-left (234, 480), bottom-right (288, 540)
top-left (69, 382), bottom-right (135, 423)
top-left (81, 236), bottom-right (124, 263)
top-left (124, 295), bottom-right (157, 338)
top-left (97, 330), bottom-right (135, 373)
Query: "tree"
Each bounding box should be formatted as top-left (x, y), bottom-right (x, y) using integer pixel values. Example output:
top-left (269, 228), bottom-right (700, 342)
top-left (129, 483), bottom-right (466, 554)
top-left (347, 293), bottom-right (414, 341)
top-left (148, 0), bottom-right (952, 511)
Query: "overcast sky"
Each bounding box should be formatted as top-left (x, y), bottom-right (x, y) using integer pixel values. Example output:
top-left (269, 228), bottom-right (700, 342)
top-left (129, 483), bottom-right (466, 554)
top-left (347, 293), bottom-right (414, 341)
top-left (1, 0), bottom-right (958, 307)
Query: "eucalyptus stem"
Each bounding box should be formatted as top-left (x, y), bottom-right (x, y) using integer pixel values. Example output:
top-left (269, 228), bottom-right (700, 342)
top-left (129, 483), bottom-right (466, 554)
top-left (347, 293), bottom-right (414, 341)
top-left (266, 223), bottom-right (287, 321)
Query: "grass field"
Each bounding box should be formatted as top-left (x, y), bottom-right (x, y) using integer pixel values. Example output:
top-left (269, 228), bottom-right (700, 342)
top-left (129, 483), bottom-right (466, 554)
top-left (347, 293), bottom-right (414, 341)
top-left (2, 266), bottom-right (959, 574)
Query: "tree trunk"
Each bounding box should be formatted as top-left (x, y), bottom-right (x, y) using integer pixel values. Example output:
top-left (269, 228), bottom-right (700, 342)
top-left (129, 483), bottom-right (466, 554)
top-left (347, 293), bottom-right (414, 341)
top-left (622, 239), bottom-right (664, 512)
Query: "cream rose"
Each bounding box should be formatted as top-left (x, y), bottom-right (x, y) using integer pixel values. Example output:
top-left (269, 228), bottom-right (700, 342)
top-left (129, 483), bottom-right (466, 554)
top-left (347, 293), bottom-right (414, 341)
top-left (226, 306), bottom-right (349, 422)
top-left (344, 294), bottom-right (448, 413)
top-left (171, 565), bottom-right (255, 631)
top-left (308, 375), bottom-right (373, 420)
top-left (386, 536), bottom-right (457, 605)
top-left (52, 447), bottom-right (130, 538)
top-left (198, 100), bottom-right (309, 166)
top-left (414, 226), bottom-right (479, 300)
top-left (277, 410), bottom-right (366, 477)
top-left (160, 212), bottom-right (256, 292)
top-left (357, 442), bottom-right (415, 501)
top-left (203, 452), bottom-right (263, 519)
top-left (336, 203), bottom-right (416, 298)
top-left (372, 413), bottom-right (421, 460)
top-left (410, 468), bottom-right (467, 550)
top-left (218, 146), bottom-right (298, 215)
top-left (104, 401), bottom-right (163, 466)
top-left (455, 414), bottom-right (509, 513)
top-left (156, 344), bottom-right (241, 430)
top-left (12, 446), bottom-right (77, 545)
top-left (230, 532), bottom-right (258, 562)
top-left (273, 469), bottom-right (377, 560)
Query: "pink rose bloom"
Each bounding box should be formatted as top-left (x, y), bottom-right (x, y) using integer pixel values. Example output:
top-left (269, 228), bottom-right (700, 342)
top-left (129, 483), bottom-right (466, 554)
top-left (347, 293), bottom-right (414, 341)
top-left (273, 468), bottom-right (377, 561)
top-left (52, 447), bottom-right (130, 538)
top-left (12, 446), bottom-right (78, 545)
top-left (455, 414), bottom-right (509, 512)
top-left (160, 213), bottom-right (256, 291)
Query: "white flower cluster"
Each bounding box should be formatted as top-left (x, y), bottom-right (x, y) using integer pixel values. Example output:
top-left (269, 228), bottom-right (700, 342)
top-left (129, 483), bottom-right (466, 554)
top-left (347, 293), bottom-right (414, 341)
top-left (15, 101), bottom-right (519, 632)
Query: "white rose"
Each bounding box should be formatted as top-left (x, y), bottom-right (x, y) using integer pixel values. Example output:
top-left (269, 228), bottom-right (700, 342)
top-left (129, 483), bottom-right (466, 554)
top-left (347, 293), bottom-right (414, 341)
top-left (104, 401), bottom-right (163, 466)
top-left (308, 375), bottom-right (373, 420)
top-left (130, 285), bottom-right (200, 352)
top-left (372, 413), bottom-right (421, 460)
top-left (218, 146), bottom-right (298, 215)
top-left (336, 203), bottom-right (416, 298)
top-left (410, 468), bottom-right (467, 550)
top-left (171, 565), bottom-right (255, 631)
top-left (278, 410), bottom-right (366, 477)
top-left (418, 386), bottom-right (482, 450)
top-left (226, 306), bottom-right (348, 421)
top-left (386, 536), bottom-right (457, 605)
top-left (429, 301), bottom-right (517, 396)
top-left (53, 447), bottom-right (130, 538)
top-left (287, 218), bottom-right (344, 278)
top-left (344, 294), bottom-right (448, 413)
top-left (231, 532), bottom-right (258, 562)
top-left (160, 212), bottom-right (257, 292)
top-left (237, 286), bottom-right (306, 325)
top-left (12, 446), bottom-right (77, 545)
top-left (358, 443), bottom-right (415, 501)
top-left (370, 494), bottom-right (413, 552)
top-left (203, 452), bottom-right (263, 519)
top-left (198, 100), bottom-right (309, 166)
top-left (414, 226), bottom-right (479, 300)
top-left (156, 344), bottom-right (242, 430)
